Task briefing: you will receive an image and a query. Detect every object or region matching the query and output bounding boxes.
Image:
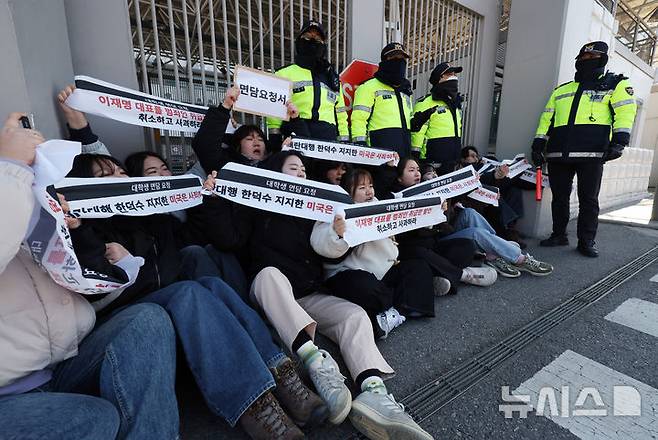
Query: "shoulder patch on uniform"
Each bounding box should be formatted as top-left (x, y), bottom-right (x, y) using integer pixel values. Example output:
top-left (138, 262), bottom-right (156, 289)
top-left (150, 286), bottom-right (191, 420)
top-left (625, 86), bottom-right (634, 96)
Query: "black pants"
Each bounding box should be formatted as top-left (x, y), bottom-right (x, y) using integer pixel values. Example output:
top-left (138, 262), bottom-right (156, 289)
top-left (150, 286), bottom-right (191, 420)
top-left (324, 259), bottom-right (435, 329)
top-left (547, 160), bottom-right (604, 242)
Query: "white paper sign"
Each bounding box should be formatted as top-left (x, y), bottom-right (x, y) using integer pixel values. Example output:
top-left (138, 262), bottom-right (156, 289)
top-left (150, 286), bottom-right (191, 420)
top-left (66, 75), bottom-right (207, 134)
top-left (55, 175), bottom-right (204, 218)
top-left (467, 185), bottom-right (500, 206)
top-left (393, 165), bottom-right (481, 199)
top-left (341, 195), bottom-right (446, 247)
top-left (213, 162), bottom-right (353, 222)
top-left (234, 66), bottom-right (292, 120)
top-left (481, 154), bottom-right (531, 179)
top-left (520, 169), bottom-right (550, 188)
top-left (284, 137), bottom-right (398, 166)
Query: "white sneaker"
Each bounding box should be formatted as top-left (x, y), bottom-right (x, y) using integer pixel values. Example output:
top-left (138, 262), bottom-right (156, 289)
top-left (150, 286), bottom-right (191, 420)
top-left (350, 391), bottom-right (434, 440)
top-left (433, 277), bottom-right (451, 296)
top-left (376, 307), bottom-right (406, 339)
top-left (307, 350), bottom-right (352, 424)
top-left (461, 266), bottom-right (497, 286)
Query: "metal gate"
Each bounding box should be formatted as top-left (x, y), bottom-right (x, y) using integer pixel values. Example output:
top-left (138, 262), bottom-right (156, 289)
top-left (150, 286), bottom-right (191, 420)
top-left (127, 0), bottom-right (351, 171)
top-left (384, 0), bottom-right (482, 145)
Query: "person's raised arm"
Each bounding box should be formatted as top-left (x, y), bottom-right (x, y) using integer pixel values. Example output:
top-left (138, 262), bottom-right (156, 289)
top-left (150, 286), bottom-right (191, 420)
top-left (192, 86), bottom-right (237, 173)
top-left (58, 85), bottom-right (111, 155)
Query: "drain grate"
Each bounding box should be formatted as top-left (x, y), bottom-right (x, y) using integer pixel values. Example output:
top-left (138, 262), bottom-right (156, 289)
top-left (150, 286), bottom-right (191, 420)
top-left (348, 246), bottom-right (658, 438)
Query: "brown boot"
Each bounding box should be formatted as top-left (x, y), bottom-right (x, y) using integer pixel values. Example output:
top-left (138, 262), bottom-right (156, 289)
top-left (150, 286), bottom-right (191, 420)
top-left (238, 391), bottom-right (305, 440)
top-left (271, 358), bottom-right (329, 427)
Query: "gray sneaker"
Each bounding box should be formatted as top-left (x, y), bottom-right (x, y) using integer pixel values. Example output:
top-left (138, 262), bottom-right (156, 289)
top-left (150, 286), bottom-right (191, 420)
top-left (433, 276), bottom-right (452, 296)
top-left (515, 254), bottom-right (553, 276)
top-left (376, 307), bottom-right (406, 339)
top-left (307, 350), bottom-right (352, 424)
top-left (350, 391), bottom-right (433, 440)
top-left (484, 257), bottom-right (521, 278)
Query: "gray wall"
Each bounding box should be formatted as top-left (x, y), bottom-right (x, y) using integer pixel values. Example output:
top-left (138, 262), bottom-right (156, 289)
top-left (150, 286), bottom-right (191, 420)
top-left (348, 0), bottom-right (385, 64)
top-left (0, 0), bottom-right (74, 139)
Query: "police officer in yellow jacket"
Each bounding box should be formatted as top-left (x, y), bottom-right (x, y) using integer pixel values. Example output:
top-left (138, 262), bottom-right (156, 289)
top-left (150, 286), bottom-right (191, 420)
top-left (532, 41), bottom-right (637, 257)
top-left (350, 42), bottom-right (413, 158)
top-left (410, 62), bottom-right (463, 174)
top-left (267, 20), bottom-right (348, 147)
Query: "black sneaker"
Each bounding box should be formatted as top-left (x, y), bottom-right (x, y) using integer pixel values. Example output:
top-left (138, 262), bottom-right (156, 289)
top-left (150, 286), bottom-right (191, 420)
top-left (539, 235), bottom-right (569, 247)
top-left (577, 240), bottom-right (599, 258)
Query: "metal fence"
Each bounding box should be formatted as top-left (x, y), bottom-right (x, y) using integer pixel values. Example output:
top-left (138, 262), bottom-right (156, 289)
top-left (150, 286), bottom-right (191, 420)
top-left (383, 0), bottom-right (482, 146)
top-left (615, 0), bottom-right (656, 67)
top-left (128, 0), bottom-right (351, 171)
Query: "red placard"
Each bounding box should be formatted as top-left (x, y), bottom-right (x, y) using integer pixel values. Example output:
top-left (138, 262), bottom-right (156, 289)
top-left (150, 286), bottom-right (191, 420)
top-left (340, 59), bottom-right (379, 118)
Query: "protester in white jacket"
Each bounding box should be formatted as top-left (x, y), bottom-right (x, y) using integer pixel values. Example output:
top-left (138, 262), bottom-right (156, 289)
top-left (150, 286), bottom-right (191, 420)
top-left (311, 168), bottom-right (437, 339)
top-left (0, 113), bottom-right (179, 439)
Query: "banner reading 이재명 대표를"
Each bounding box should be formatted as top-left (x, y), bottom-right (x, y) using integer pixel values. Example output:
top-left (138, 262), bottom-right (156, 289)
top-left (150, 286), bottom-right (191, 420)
top-left (283, 137), bottom-right (399, 166)
top-left (54, 175), bottom-right (204, 218)
top-left (213, 162), bottom-right (353, 222)
top-left (340, 195), bottom-right (446, 247)
top-left (393, 165), bottom-right (481, 199)
top-left (65, 75), bottom-right (208, 134)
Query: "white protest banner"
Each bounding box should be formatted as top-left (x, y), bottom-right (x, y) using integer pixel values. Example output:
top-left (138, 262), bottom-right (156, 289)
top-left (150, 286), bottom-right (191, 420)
top-left (25, 140), bottom-right (142, 295)
top-left (341, 195), bottom-right (446, 247)
top-left (393, 165), bottom-right (481, 200)
top-left (481, 154), bottom-right (531, 179)
top-left (66, 75), bottom-right (207, 134)
top-left (213, 162), bottom-right (353, 222)
top-left (283, 137), bottom-right (398, 166)
top-left (477, 162), bottom-right (497, 175)
top-left (467, 185), bottom-right (500, 207)
top-left (233, 65), bottom-right (292, 120)
top-left (55, 175), bottom-right (204, 218)
top-left (520, 169), bottom-right (550, 188)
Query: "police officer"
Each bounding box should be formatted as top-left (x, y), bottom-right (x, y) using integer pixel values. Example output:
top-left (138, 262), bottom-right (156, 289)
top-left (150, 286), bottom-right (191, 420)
top-left (532, 41), bottom-right (637, 257)
top-left (267, 20), bottom-right (349, 147)
top-left (351, 42), bottom-right (413, 158)
top-left (410, 62), bottom-right (464, 174)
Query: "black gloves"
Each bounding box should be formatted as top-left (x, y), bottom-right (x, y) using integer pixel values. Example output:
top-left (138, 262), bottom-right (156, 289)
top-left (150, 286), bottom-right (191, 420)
top-left (410, 107), bottom-right (437, 132)
top-left (603, 143), bottom-right (624, 162)
top-left (531, 138), bottom-right (546, 167)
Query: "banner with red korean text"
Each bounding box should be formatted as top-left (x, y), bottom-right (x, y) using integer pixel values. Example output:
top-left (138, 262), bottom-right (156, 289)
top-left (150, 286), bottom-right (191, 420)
top-left (393, 165), bottom-right (481, 199)
top-left (340, 195), bottom-right (446, 247)
top-left (65, 75), bottom-right (207, 133)
top-left (283, 137), bottom-right (398, 166)
top-left (467, 185), bottom-right (500, 206)
top-left (481, 154), bottom-right (531, 179)
top-left (55, 175), bottom-right (204, 218)
top-left (213, 162), bottom-right (353, 222)
top-left (25, 140), bottom-right (143, 295)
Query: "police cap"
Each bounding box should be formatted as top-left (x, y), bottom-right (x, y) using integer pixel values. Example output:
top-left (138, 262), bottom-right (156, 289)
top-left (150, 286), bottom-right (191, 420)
top-left (299, 20), bottom-right (326, 40)
top-left (430, 62), bottom-right (463, 84)
top-left (576, 41), bottom-right (608, 59)
top-left (380, 42), bottom-right (410, 60)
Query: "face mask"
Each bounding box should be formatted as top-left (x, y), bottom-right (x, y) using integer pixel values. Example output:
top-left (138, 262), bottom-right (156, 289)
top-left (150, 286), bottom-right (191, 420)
top-left (575, 57), bottom-right (605, 82)
top-left (296, 38), bottom-right (326, 69)
top-left (376, 58), bottom-right (407, 86)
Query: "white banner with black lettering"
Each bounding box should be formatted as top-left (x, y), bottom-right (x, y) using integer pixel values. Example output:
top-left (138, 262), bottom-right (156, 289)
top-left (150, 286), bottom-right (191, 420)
top-left (482, 154), bottom-right (531, 179)
top-left (283, 137), bottom-right (398, 166)
top-left (520, 169), bottom-right (550, 188)
top-left (25, 140), bottom-right (142, 295)
top-left (55, 175), bottom-right (204, 218)
top-left (213, 162), bottom-right (353, 222)
top-left (393, 165), bottom-right (481, 199)
top-left (467, 184), bottom-right (500, 206)
top-left (340, 195), bottom-right (446, 247)
top-left (233, 66), bottom-right (292, 120)
top-left (65, 75), bottom-right (207, 134)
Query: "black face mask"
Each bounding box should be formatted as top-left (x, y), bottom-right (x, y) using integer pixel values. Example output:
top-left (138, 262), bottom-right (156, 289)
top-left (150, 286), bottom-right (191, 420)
top-left (432, 79), bottom-right (459, 99)
top-left (575, 58), bottom-right (605, 83)
top-left (375, 58), bottom-right (407, 86)
top-left (296, 38), bottom-right (327, 70)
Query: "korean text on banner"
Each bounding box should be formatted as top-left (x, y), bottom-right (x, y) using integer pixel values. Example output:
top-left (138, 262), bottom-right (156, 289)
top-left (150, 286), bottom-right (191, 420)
top-left (284, 137), bottom-right (398, 166)
top-left (26, 140), bottom-right (142, 295)
top-left (65, 75), bottom-right (207, 134)
top-left (213, 162), bottom-right (353, 222)
top-left (482, 154), bottom-right (531, 179)
top-left (520, 169), bottom-right (550, 188)
top-left (233, 66), bottom-right (292, 120)
top-left (55, 175), bottom-right (204, 218)
top-left (467, 185), bottom-right (500, 207)
top-left (394, 165), bottom-right (480, 199)
top-left (341, 195), bottom-right (446, 247)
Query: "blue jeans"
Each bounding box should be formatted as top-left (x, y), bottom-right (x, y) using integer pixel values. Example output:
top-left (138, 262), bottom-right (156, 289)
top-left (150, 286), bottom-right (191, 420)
top-left (0, 303), bottom-right (179, 440)
top-left (138, 277), bottom-right (286, 426)
top-left (179, 245), bottom-right (249, 299)
top-left (443, 208), bottom-right (522, 262)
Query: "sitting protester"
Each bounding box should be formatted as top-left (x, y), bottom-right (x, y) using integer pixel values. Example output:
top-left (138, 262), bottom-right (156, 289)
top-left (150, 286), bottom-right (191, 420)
top-left (0, 113), bottom-right (179, 439)
top-left (66, 153), bottom-right (327, 439)
top-left (388, 158), bottom-right (497, 289)
top-left (312, 168), bottom-right (437, 338)
top-left (248, 151), bottom-right (433, 440)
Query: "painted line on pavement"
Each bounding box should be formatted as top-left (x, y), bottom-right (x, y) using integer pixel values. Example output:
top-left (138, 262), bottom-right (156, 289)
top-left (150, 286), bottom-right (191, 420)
top-left (604, 298), bottom-right (658, 339)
